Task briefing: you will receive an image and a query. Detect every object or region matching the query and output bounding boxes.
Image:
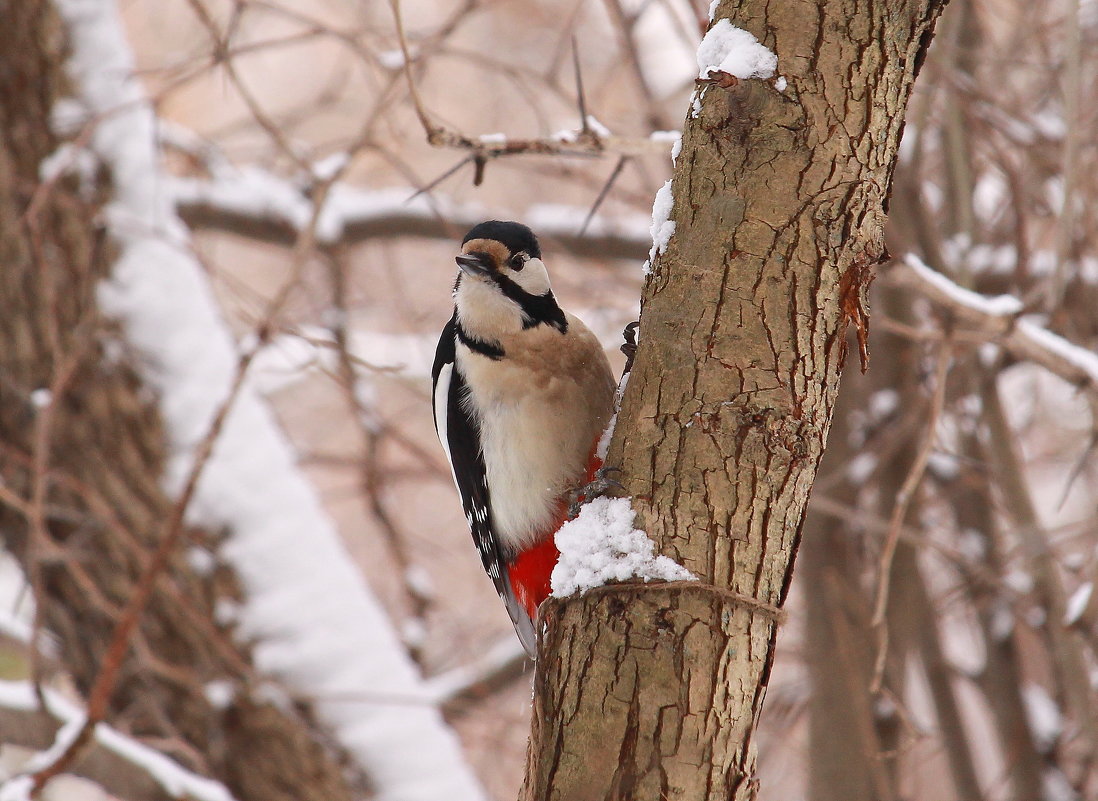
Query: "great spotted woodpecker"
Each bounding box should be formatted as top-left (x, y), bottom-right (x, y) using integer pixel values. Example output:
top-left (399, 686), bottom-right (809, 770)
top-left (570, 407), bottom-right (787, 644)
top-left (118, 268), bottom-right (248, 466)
top-left (432, 221), bottom-right (615, 656)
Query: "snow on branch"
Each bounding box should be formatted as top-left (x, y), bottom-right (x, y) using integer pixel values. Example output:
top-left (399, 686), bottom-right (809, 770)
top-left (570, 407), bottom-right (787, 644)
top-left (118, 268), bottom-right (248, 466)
top-left (422, 636), bottom-right (530, 711)
top-left (892, 256), bottom-right (1098, 402)
top-left (424, 123), bottom-right (676, 160)
top-left (155, 121), bottom-right (657, 258)
top-left (0, 681), bottom-right (234, 801)
top-left (54, 1), bottom-right (486, 799)
top-left (173, 166), bottom-right (1098, 421)
top-left (691, 19), bottom-right (783, 116)
top-left (171, 169), bottom-right (652, 260)
top-left (0, 573), bottom-right (227, 801)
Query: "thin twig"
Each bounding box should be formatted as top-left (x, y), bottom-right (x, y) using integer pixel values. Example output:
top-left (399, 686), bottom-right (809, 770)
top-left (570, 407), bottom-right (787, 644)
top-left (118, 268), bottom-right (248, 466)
top-left (572, 36), bottom-right (589, 135)
top-left (870, 341), bottom-right (952, 692)
top-left (579, 155), bottom-right (629, 236)
top-left (27, 341), bottom-right (259, 793)
top-left (25, 338), bottom-right (91, 707)
top-left (1057, 430), bottom-right (1098, 512)
top-left (406, 155), bottom-right (476, 202)
top-left (599, 0), bottom-right (671, 130)
top-left (182, 0), bottom-right (312, 171)
top-left (387, 0), bottom-right (440, 139)
top-left (324, 246), bottom-right (433, 665)
top-left (1048, 0), bottom-right (1082, 311)
top-left (386, 0), bottom-right (664, 163)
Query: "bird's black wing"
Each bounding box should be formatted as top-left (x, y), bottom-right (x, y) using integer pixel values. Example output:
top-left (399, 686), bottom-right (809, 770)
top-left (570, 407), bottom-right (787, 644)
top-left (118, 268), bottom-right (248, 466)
top-left (432, 313), bottom-right (538, 656)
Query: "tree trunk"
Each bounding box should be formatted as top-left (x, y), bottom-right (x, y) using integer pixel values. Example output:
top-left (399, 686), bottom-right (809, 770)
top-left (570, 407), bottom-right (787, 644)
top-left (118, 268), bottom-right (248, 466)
top-left (801, 370), bottom-right (894, 801)
top-left (522, 1), bottom-right (948, 799)
top-left (0, 3), bottom-right (355, 799)
top-left (944, 438), bottom-right (1045, 801)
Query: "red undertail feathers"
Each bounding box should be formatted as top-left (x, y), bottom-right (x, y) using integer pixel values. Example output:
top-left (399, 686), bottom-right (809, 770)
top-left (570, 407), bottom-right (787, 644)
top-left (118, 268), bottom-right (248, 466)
top-left (506, 449), bottom-right (605, 622)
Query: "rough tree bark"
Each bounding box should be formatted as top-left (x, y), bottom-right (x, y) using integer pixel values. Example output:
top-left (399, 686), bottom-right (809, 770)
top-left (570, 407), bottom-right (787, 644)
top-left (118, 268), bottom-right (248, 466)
top-left (0, 3), bottom-right (355, 799)
top-left (522, 1), bottom-right (948, 799)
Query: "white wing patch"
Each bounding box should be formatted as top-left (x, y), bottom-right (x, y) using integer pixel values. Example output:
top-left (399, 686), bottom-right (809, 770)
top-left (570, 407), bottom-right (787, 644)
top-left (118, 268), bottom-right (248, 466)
top-left (433, 362), bottom-right (460, 490)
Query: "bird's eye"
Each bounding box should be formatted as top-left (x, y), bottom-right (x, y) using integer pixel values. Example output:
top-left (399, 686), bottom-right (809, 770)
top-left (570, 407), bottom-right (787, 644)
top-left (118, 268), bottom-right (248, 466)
top-left (509, 254), bottom-right (525, 271)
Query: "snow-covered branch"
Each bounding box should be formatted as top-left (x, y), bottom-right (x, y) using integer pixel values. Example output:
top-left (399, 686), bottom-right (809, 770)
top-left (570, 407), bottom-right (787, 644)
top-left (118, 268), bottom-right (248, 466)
top-left (171, 170), bottom-right (651, 260)
top-left (177, 169), bottom-right (1098, 420)
top-left (422, 636), bottom-right (530, 712)
top-left (891, 255), bottom-right (1098, 402)
top-left (419, 123), bottom-right (679, 160)
top-left (0, 681), bottom-right (234, 801)
top-left (52, 1), bottom-right (486, 799)
top-left (172, 169), bottom-right (1098, 424)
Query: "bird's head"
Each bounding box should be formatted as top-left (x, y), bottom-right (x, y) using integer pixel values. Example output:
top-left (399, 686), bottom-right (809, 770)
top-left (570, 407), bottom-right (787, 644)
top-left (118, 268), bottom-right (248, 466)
top-left (456, 220), bottom-right (552, 297)
top-left (453, 221), bottom-right (567, 335)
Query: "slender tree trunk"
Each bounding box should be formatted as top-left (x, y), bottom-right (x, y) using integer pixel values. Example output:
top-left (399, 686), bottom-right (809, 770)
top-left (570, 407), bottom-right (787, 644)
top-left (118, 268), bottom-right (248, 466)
top-left (803, 515), bottom-right (895, 801)
top-left (802, 371), bottom-right (894, 801)
top-left (944, 441), bottom-right (1045, 801)
top-left (980, 372), bottom-right (1098, 749)
top-left (522, 1), bottom-right (948, 799)
top-left (0, 3), bottom-right (355, 799)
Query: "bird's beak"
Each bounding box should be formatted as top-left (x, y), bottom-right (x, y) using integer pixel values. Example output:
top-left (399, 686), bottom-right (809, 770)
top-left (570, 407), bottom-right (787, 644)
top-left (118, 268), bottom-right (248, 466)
top-left (456, 252), bottom-right (494, 276)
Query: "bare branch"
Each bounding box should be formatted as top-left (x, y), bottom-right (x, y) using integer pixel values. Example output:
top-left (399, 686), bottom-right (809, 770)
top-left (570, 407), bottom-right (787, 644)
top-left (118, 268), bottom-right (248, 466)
top-left (580, 156), bottom-right (629, 236)
top-left (0, 680), bottom-right (236, 801)
top-left (871, 341), bottom-right (952, 691)
top-left (386, 0), bottom-right (670, 164)
top-left (324, 247), bottom-right (434, 665)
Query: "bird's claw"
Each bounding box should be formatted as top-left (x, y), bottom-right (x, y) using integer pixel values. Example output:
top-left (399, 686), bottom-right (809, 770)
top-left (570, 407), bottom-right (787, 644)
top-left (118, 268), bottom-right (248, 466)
top-left (621, 322), bottom-right (639, 374)
top-left (567, 466), bottom-right (624, 519)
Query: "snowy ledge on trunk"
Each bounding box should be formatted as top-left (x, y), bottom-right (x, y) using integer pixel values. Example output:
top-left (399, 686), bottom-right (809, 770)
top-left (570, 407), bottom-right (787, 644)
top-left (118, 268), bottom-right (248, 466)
top-left (691, 19), bottom-right (781, 116)
top-left (550, 497), bottom-right (696, 598)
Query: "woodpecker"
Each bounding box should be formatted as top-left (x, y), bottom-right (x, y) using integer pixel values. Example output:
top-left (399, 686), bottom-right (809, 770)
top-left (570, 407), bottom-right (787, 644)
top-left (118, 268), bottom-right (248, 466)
top-left (432, 221), bottom-right (616, 656)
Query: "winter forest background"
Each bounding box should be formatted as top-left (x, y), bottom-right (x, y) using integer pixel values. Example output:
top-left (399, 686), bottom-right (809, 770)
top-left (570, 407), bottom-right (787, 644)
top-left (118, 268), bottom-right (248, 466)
top-left (1, 0), bottom-right (1097, 799)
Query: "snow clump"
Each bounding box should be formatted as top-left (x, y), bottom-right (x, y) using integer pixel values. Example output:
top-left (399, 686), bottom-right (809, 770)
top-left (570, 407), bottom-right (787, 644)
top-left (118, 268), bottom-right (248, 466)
top-left (696, 20), bottom-right (777, 82)
top-left (644, 179), bottom-right (675, 275)
top-left (551, 497), bottom-right (696, 597)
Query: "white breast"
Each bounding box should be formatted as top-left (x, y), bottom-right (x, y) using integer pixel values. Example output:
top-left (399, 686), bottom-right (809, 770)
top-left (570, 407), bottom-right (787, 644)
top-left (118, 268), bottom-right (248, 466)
top-left (456, 325), bottom-right (611, 553)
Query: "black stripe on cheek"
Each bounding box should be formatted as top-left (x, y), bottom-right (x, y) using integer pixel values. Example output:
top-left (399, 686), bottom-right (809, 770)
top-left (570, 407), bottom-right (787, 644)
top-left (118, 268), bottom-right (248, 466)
top-left (456, 324), bottom-right (505, 360)
top-left (490, 274), bottom-right (568, 333)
